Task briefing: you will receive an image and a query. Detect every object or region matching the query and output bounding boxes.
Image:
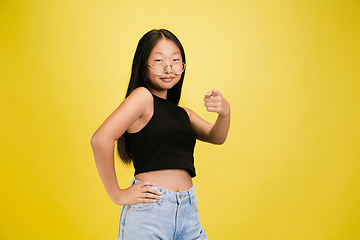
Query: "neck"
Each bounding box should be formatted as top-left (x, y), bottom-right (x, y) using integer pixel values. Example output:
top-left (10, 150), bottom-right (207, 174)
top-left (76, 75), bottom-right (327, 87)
top-left (150, 88), bottom-right (167, 99)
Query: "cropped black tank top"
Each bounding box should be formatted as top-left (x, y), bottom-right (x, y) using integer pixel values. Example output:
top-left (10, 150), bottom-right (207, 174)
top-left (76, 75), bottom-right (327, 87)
top-left (125, 94), bottom-right (197, 177)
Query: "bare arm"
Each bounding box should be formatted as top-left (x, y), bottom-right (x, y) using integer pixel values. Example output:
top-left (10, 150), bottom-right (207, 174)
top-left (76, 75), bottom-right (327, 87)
top-left (91, 87), bottom-right (162, 205)
top-left (185, 89), bottom-right (230, 144)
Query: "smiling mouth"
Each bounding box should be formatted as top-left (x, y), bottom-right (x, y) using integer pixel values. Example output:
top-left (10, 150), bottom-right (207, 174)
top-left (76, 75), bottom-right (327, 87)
top-left (160, 77), bottom-right (173, 82)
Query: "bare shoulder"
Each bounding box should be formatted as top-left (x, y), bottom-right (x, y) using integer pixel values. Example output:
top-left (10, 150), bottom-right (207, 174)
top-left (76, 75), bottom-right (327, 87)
top-left (91, 87), bottom-right (154, 141)
top-left (127, 87), bottom-right (153, 102)
top-left (117, 87), bottom-right (153, 119)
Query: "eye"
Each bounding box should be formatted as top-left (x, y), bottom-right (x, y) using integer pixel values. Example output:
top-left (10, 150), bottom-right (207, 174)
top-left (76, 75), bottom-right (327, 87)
top-left (155, 59), bottom-right (163, 62)
top-left (173, 59), bottom-right (180, 62)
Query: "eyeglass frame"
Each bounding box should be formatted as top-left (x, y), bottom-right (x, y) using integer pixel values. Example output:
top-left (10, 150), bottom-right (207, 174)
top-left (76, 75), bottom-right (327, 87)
top-left (147, 60), bottom-right (187, 75)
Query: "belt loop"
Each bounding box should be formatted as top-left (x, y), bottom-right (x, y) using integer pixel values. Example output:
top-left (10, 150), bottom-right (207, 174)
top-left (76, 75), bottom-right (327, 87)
top-left (188, 189), bottom-right (194, 206)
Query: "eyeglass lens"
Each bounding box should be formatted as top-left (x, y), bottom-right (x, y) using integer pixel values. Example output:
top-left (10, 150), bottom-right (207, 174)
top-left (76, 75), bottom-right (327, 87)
top-left (152, 62), bottom-right (184, 75)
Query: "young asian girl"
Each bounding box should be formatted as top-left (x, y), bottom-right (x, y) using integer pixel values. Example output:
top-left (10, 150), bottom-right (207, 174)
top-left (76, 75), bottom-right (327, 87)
top-left (91, 29), bottom-right (230, 240)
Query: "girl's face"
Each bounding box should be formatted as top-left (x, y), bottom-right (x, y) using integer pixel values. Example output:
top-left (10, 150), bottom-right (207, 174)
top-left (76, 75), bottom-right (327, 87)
top-left (147, 38), bottom-right (183, 97)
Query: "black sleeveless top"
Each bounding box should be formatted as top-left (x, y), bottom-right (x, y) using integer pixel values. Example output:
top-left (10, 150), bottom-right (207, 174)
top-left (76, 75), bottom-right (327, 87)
top-left (125, 94), bottom-right (197, 177)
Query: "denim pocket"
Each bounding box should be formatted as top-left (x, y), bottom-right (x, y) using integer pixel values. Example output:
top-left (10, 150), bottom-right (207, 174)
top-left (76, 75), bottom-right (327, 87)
top-left (127, 201), bottom-right (157, 212)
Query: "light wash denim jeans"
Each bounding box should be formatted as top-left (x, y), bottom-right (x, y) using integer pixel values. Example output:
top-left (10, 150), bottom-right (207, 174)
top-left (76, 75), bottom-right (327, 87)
top-left (118, 178), bottom-right (207, 240)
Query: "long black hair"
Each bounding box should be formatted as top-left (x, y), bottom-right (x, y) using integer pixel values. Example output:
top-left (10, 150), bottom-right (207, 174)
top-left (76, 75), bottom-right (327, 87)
top-left (117, 29), bottom-right (186, 164)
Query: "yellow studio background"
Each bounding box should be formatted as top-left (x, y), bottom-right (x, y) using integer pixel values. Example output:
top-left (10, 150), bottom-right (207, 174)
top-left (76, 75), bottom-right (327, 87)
top-left (1, 0), bottom-right (359, 239)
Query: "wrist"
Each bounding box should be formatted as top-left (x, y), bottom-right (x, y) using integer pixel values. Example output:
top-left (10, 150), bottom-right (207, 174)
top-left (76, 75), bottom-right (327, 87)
top-left (218, 107), bottom-right (230, 118)
top-left (219, 111), bottom-right (230, 118)
top-left (219, 100), bottom-right (230, 117)
top-left (109, 188), bottom-right (123, 205)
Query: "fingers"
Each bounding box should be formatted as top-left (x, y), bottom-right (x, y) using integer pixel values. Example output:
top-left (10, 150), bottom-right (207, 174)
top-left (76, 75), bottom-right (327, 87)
top-left (134, 181), bottom-right (163, 203)
top-left (204, 89), bottom-right (221, 98)
top-left (143, 186), bottom-right (162, 196)
top-left (117, 181), bottom-right (163, 205)
top-left (204, 89), bottom-right (223, 113)
top-left (204, 103), bottom-right (222, 112)
top-left (136, 182), bottom-right (161, 194)
top-left (204, 89), bottom-right (221, 102)
top-left (211, 89), bottom-right (219, 96)
top-left (138, 181), bottom-right (157, 187)
top-left (142, 192), bottom-right (162, 201)
top-left (205, 91), bottom-right (213, 98)
top-left (142, 198), bottom-right (158, 203)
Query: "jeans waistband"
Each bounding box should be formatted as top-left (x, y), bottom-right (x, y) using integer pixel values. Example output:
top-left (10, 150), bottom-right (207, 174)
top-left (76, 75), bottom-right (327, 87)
top-left (131, 178), bottom-right (196, 205)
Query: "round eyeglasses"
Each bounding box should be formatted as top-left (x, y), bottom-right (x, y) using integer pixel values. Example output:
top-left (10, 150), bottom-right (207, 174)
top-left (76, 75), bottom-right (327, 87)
top-left (148, 61), bottom-right (186, 75)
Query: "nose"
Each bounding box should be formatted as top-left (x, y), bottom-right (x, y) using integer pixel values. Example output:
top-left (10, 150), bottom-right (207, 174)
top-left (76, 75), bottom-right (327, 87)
top-left (164, 64), bottom-right (173, 74)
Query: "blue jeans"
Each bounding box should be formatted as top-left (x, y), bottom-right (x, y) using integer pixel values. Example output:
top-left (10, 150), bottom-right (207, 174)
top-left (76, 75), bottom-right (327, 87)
top-left (118, 179), bottom-right (207, 240)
